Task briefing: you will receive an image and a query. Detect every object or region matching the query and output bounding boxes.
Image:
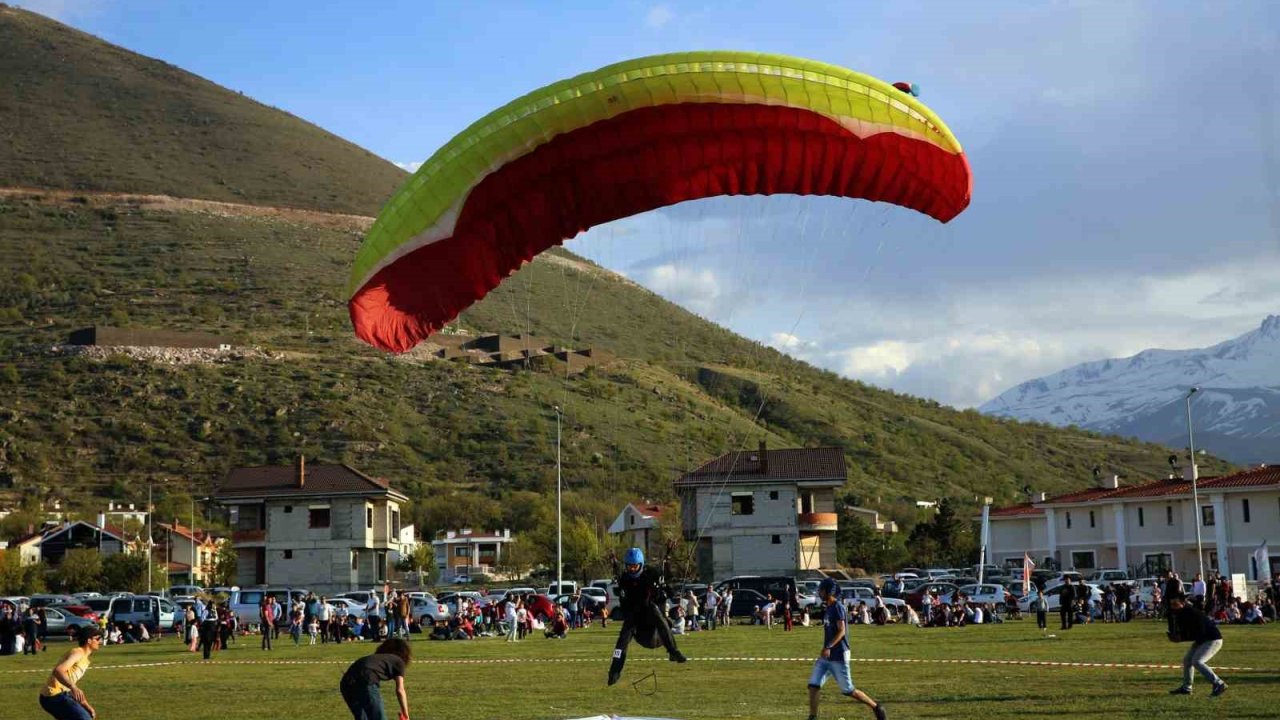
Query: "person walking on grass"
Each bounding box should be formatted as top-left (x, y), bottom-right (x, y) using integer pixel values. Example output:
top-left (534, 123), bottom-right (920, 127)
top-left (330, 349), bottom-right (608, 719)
top-left (1033, 586), bottom-right (1048, 630)
top-left (39, 625), bottom-right (101, 720)
top-left (807, 578), bottom-right (886, 720)
top-left (340, 638), bottom-right (413, 720)
top-left (1058, 577), bottom-right (1075, 630)
top-left (199, 599), bottom-right (219, 660)
top-left (1167, 593), bottom-right (1227, 697)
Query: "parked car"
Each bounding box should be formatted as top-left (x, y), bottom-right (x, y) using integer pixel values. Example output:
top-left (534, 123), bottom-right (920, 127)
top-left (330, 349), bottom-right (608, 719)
top-left (1086, 569), bottom-right (1133, 586)
top-left (956, 583), bottom-right (1012, 606)
top-left (1017, 583), bottom-right (1103, 613)
top-left (589, 579), bottom-right (620, 612)
top-left (1042, 572), bottom-right (1085, 591)
top-left (324, 597), bottom-right (367, 619)
top-left (842, 587), bottom-right (906, 615)
top-left (88, 594), bottom-right (175, 631)
top-left (579, 587), bottom-right (608, 606)
top-left (904, 582), bottom-right (960, 610)
top-left (41, 606), bottom-right (99, 636)
top-left (29, 594), bottom-right (77, 608)
top-left (48, 603), bottom-right (100, 623)
top-left (168, 585), bottom-right (204, 598)
top-left (437, 591), bottom-right (487, 615)
top-left (408, 595), bottom-right (451, 628)
top-left (228, 586), bottom-right (308, 626)
top-left (715, 576), bottom-right (797, 603)
top-left (725, 588), bottom-right (770, 619)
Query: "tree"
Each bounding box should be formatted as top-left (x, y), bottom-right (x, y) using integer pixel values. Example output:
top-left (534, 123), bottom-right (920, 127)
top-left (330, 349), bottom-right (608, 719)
top-left (906, 497), bottom-right (978, 567)
top-left (0, 550), bottom-right (47, 595)
top-left (399, 544), bottom-right (438, 588)
top-left (101, 552), bottom-right (150, 593)
top-left (211, 543), bottom-right (238, 587)
top-left (55, 549), bottom-right (103, 593)
top-left (497, 535), bottom-right (539, 581)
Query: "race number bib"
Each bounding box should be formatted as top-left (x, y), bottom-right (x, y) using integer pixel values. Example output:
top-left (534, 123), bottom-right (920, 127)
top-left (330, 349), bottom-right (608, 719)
top-left (613, 649), bottom-right (623, 658)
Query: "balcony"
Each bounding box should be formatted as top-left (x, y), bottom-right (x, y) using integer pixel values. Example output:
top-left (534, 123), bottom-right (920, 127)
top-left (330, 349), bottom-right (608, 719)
top-left (232, 529), bottom-right (267, 545)
top-left (797, 512), bottom-right (838, 532)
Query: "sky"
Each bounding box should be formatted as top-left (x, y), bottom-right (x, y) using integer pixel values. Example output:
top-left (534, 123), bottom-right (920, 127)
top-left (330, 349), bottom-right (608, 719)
top-left (24, 0), bottom-right (1280, 408)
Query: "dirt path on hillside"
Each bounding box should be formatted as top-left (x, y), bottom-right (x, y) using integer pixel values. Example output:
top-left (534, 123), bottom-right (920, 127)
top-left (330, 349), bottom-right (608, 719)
top-left (0, 187), bottom-right (375, 232)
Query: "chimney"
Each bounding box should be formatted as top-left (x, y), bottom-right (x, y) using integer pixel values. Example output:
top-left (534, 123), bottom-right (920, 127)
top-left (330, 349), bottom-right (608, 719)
top-left (758, 439), bottom-right (768, 474)
top-left (1100, 474), bottom-right (1120, 490)
top-left (97, 512), bottom-right (106, 529)
top-left (296, 454), bottom-right (306, 488)
top-left (1032, 492), bottom-right (1047, 503)
top-left (1183, 463), bottom-right (1198, 482)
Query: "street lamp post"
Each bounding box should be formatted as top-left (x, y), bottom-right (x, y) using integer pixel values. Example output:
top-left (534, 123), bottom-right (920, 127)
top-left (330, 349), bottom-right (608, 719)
top-left (1185, 387), bottom-right (1205, 582)
top-left (554, 405), bottom-right (563, 596)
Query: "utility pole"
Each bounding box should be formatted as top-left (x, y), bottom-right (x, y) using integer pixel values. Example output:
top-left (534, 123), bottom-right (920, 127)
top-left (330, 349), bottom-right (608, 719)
top-left (555, 405), bottom-right (563, 596)
top-left (1185, 387), bottom-right (1205, 582)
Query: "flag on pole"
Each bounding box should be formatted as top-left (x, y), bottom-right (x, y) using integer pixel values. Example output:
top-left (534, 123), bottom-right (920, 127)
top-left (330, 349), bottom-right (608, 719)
top-left (1254, 540), bottom-right (1270, 581)
top-left (1023, 552), bottom-right (1035, 597)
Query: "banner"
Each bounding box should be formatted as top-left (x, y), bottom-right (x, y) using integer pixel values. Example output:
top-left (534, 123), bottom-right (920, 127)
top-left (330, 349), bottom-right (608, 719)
top-left (1254, 541), bottom-right (1271, 581)
top-left (1022, 552), bottom-right (1035, 597)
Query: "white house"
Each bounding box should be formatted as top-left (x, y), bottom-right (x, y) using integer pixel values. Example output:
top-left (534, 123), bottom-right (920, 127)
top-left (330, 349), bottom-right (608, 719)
top-left (675, 443), bottom-right (843, 580)
top-left (608, 502), bottom-right (665, 561)
top-left (988, 465), bottom-right (1280, 580)
top-left (432, 529), bottom-right (514, 580)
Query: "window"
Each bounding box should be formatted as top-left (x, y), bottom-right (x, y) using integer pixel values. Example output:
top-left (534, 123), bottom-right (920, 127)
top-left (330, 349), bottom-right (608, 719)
top-left (1242, 498), bottom-right (1250, 523)
top-left (1166, 506), bottom-right (1174, 525)
top-left (1201, 505), bottom-right (1215, 527)
top-left (392, 509), bottom-right (401, 537)
top-left (1071, 551), bottom-right (1096, 570)
top-left (283, 505), bottom-right (293, 514)
top-left (376, 551), bottom-right (387, 582)
top-left (1138, 507), bottom-right (1145, 527)
top-left (1065, 512), bottom-right (1072, 529)
top-left (351, 551), bottom-right (359, 571)
top-left (366, 507), bottom-right (373, 529)
top-left (454, 547), bottom-right (471, 557)
top-left (308, 507), bottom-right (331, 529)
top-left (283, 550), bottom-right (293, 559)
top-left (731, 493), bottom-right (755, 516)
top-left (769, 490), bottom-right (779, 500)
top-left (240, 591), bottom-right (263, 606)
top-left (1089, 511), bottom-right (1095, 528)
top-left (771, 535), bottom-right (781, 544)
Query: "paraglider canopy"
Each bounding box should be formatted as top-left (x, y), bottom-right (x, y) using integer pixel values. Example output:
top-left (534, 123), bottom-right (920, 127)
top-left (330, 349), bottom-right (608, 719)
top-left (349, 51), bottom-right (971, 353)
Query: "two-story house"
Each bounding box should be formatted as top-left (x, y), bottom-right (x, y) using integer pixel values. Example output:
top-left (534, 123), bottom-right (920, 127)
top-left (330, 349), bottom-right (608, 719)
top-left (674, 443), bottom-right (843, 580)
top-left (432, 529), bottom-right (514, 580)
top-left (154, 522), bottom-right (222, 586)
top-left (987, 465), bottom-right (1280, 579)
top-left (214, 457), bottom-right (409, 594)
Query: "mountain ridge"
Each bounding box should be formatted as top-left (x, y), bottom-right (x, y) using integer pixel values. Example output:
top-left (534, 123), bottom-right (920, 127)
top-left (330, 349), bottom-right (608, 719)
top-left (981, 315), bottom-right (1280, 463)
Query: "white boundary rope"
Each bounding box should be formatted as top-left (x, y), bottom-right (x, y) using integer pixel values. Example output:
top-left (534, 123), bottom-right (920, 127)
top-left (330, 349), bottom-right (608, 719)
top-left (1, 655), bottom-right (1271, 675)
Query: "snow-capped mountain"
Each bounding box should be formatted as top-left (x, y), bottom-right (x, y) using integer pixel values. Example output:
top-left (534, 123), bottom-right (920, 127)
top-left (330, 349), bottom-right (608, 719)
top-left (980, 315), bottom-right (1280, 464)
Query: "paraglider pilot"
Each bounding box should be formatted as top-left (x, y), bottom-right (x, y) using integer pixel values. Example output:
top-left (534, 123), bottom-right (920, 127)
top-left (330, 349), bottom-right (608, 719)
top-left (607, 546), bottom-right (686, 686)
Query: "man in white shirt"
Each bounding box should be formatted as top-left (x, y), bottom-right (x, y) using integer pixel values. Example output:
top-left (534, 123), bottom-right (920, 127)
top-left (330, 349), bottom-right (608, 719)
top-left (1191, 574), bottom-right (1207, 611)
top-left (704, 586), bottom-right (721, 630)
top-left (366, 591), bottom-right (382, 639)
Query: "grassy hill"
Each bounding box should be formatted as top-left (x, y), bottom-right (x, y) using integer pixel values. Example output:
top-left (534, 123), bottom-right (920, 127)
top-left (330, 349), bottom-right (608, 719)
top-left (0, 9), bottom-right (1231, 541)
top-left (0, 5), bottom-right (405, 215)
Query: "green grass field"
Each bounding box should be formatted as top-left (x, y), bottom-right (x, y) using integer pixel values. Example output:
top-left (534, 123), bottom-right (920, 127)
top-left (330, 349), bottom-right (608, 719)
top-left (1, 619), bottom-right (1275, 719)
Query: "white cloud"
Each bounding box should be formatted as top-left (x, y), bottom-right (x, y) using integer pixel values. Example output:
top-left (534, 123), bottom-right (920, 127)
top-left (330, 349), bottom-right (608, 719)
top-left (646, 264), bottom-right (720, 316)
top-left (394, 160), bottom-right (423, 173)
top-left (645, 4), bottom-right (673, 29)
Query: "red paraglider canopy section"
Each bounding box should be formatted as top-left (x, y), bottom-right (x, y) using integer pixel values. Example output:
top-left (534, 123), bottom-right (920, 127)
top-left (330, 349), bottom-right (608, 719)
top-left (350, 103), bottom-right (971, 353)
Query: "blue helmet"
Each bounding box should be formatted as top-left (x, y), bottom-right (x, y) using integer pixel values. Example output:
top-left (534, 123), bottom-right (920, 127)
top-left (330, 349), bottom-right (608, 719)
top-left (623, 547), bottom-right (645, 577)
top-left (818, 578), bottom-right (839, 599)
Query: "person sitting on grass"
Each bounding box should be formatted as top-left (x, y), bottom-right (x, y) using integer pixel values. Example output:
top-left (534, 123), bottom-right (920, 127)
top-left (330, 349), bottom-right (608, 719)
top-left (806, 578), bottom-right (887, 720)
top-left (39, 625), bottom-right (101, 720)
top-left (1167, 593), bottom-right (1227, 697)
top-left (340, 638), bottom-right (412, 720)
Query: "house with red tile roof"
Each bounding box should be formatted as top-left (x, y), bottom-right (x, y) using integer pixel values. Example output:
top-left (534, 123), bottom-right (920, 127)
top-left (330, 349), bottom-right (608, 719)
top-left (987, 465), bottom-right (1280, 580)
top-left (674, 442), bottom-right (844, 580)
top-left (153, 522), bottom-right (223, 586)
top-left (608, 502), bottom-right (666, 562)
top-left (214, 456), bottom-right (409, 593)
top-left (431, 529), bottom-right (515, 581)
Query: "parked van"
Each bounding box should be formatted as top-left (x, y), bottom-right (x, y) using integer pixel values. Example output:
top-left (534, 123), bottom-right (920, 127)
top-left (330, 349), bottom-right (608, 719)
top-left (84, 594), bottom-right (176, 632)
top-left (228, 586), bottom-right (308, 626)
top-left (714, 576), bottom-right (797, 602)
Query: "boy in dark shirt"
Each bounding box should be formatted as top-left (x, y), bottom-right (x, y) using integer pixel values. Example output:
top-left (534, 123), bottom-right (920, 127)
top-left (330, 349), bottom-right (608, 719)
top-left (340, 638), bottom-right (413, 719)
top-left (1167, 594), bottom-right (1227, 697)
top-left (807, 578), bottom-right (886, 720)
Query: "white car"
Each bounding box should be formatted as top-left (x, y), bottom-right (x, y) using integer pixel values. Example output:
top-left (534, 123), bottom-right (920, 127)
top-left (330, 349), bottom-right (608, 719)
top-left (1017, 583), bottom-right (1102, 613)
top-left (1042, 572), bottom-right (1085, 591)
top-left (325, 597), bottom-right (367, 619)
top-left (1086, 569), bottom-right (1133, 586)
top-left (844, 587), bottom-right (906, 614)
top-left (956, 583), bottom-right (1011, 606)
